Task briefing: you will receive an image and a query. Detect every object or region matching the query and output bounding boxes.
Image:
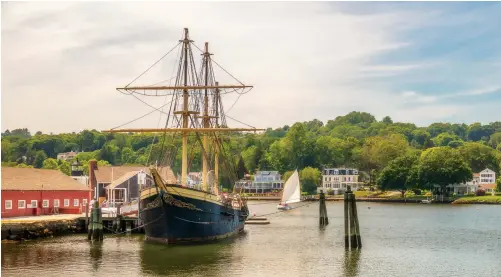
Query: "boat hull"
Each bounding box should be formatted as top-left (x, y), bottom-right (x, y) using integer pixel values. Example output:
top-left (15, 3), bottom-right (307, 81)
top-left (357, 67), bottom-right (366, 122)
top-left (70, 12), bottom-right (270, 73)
top-left (140, 188), bottom-right (247, 244)
top-left (277, 204), bottom-right (292, 210)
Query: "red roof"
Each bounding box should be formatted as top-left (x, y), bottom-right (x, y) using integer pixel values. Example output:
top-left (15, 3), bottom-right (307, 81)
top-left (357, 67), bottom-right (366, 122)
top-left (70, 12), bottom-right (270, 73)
top-left (479, 184), bottom-right (496, 190)
top-left (1, 167), bottom-right (90, 191)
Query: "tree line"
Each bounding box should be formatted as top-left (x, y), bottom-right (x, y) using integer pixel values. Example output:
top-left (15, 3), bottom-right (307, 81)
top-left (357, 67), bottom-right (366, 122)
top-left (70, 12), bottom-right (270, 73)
top-left (2, 112), bottom-right (501, 194)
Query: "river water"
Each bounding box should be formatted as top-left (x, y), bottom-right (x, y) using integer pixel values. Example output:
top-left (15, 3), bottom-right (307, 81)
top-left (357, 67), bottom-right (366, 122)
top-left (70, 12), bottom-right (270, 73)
top-left (2, 202), bottom-right (501, 277)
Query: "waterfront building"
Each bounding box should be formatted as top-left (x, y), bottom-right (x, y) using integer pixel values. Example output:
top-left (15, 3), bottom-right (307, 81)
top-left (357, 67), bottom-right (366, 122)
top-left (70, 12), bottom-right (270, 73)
top-left (1, 167), bottom-right (91, 218)
top-left (88, 160), bottom-right (176, 206)
top-left (235, 171), bottom-right (284, 193)
top-left (318, 168), bottom-right (361, 194)
top-left (440, 168), bottom-right (496, 195)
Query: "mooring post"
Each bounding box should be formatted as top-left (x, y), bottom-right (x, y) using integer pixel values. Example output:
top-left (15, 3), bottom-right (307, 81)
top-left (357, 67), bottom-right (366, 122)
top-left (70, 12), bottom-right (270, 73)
top-left (348, 193), bottom-right (358, 248)
top-left (351, 192), bottom-right (362, 248)
top-left (344, 187), bottom-right (349, 249)
top-left (85, 204), bottom-right (89, 232)
top-left (319, 191), bottom-right (329, 225)
top-left (88, 202), bottom-right (103, 241)
top-left (344, 186), bottom-right (362, 250)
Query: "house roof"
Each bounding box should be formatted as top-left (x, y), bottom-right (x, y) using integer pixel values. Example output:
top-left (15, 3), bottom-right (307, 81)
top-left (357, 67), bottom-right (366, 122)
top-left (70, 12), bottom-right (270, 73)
top-left (94, 166), bottom-right (177, 184)
top-left (105, 171), bottom-right (140, 190)
top-left (473, 173), bottom-right (480, 177)
top-left (1, 167), bottom-right (90, 191)
top-left (479, 183), bottom-right (496, 190)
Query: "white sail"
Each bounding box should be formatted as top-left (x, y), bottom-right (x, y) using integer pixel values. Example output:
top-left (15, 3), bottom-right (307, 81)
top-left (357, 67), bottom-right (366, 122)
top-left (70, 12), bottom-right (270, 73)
top-left (280, 170), bottom-right (301, 204)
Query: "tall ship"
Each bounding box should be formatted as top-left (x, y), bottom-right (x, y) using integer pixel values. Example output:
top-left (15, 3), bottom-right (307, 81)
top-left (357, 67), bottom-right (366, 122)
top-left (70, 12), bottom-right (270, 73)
top-left (104, 28), bottom-right (262, 243)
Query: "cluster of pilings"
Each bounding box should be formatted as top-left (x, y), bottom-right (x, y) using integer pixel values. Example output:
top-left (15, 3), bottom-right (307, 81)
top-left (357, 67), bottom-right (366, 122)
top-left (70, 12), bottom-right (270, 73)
top-left (318, 186), bottom-right (362, 249)
top-left (344, 186), bottom-right (362, 249)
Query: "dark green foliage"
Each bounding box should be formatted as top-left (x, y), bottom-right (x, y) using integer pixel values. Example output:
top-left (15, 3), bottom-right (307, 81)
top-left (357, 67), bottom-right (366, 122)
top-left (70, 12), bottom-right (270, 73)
top-left (1, 112), bottom-right (500, 188)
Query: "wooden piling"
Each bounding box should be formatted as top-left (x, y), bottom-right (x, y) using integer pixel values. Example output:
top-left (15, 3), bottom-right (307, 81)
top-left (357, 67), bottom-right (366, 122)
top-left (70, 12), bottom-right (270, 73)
top-left (351, 193), bottom-right (362, 248)
top-left (344, 189), bottom-right (349, 249)
top-left (344, 185), bottom-right (362, 250)
top-left (88, 202), bottom-right (103, 241)
top-left (319, 191), bottom-right (329, 225)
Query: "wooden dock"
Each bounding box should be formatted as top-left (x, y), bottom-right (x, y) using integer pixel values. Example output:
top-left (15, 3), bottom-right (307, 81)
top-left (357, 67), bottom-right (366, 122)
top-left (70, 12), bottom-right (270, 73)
top-left (245, 216), bottom-right (270, 225)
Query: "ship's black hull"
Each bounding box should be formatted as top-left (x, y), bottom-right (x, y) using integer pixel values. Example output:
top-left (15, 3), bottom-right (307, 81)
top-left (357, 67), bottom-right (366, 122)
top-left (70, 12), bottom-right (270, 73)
top-left (140, 187), bottom-right (248, 244)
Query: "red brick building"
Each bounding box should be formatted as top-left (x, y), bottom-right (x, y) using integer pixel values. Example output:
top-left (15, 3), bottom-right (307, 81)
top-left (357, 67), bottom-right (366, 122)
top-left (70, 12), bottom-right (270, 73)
top-left (1, 167), bottom-right (91, 218)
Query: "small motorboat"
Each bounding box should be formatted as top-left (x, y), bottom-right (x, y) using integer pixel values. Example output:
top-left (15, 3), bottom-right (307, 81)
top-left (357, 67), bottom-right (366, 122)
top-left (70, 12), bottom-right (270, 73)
top-left (421, 198), bottom-right (432, 204)
top-left (277, 203), bottom-right (292, 210)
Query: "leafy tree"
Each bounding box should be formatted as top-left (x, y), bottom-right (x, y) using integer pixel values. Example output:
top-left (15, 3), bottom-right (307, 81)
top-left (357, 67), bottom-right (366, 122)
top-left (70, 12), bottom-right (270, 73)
top-left (467, 123), bottom-right (494, 142)
top-left (42, 158), bottom-right (59, 170)
top-left (496, 177), bottom-right (501, 192)
top-left (417, 147), bottom-right (472, 198)
top-left (299, 167), bottom-right (321, 194)
top-left (377, 153), bottom-right (419, 197)
top-left (411, 129), bottom-right (431, 148)
top-left (34, 150), bottom-right (48, 168)
top-left (458, 142), bottom-right (500, 173)
top-left (488, 132), bottom-right (501, 148)
top-left (236, 156), bottom-right (247, 179)
top-left (382, 116), bottom-right (393, 124)
top-left (314, 136), bottom-right (344, 167)
top-left (432, 132), bottom-right (461, 147)
top-left (58, 160), bottom-right (71, 175)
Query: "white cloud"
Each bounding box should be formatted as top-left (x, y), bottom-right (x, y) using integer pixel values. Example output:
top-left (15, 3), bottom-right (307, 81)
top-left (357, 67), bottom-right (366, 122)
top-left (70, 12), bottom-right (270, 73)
top-left (1, 2), bottom-right (499, 132)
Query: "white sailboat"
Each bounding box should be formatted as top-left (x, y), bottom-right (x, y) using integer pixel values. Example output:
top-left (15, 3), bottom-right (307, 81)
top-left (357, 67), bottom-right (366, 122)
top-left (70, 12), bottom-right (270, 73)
top-left (277, 170), bottom-right (301, 210)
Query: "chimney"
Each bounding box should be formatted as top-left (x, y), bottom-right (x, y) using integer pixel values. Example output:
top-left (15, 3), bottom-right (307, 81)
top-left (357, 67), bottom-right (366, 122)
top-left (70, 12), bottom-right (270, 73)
top-left (89, 160), bottom-right (98, 199)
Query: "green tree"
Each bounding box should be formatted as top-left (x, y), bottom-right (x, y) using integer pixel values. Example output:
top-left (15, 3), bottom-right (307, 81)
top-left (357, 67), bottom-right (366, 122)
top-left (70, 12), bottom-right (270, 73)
top-left (42, 158), bottom-right (59, 170)
top-left (432, 132), bottom-right (461, 147)
top-left (377, 153), bottom-right (419, 197)
top-left (488, 132), bottom-right (501, 148)
top-left (458, 142), bottom-right (500, 173)
top-left (34, 150), bottom-right (48, 168)
top-left (417, 147), bottom-right (472, 198)
top-left (299, 167), bottom-right (321, 194)
top-left (282, 170), bottom-right (294, 182)
top-left (411, 129), bottom-right (431, 148)
top-left (382, 116), bottom-right (393, 124)
top-left (58, 160), bottom-right (71, 175)
top-left (314, 136), bottom-right (344, 167)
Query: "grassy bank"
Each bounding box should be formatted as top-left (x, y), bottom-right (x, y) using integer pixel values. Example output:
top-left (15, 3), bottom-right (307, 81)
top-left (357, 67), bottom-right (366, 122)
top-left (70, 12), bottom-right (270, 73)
top-left (452, 196), bottom-right (501, 205)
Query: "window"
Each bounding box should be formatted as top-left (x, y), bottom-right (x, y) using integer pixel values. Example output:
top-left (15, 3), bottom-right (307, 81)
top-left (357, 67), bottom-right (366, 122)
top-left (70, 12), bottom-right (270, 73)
top-left (18, 200), bottom-right (26, 209)
top-left (64, 199), bottom-right (69, 207)
top-left (42, 200), bottom-right (49, 208)
top-left (5, 200), bottom-right (12, 210)
top-left (30, 200), bottom-right (38, 208)
top-left (54, 199), bottom-right (60, 207)
top-left (73, 199), bottom-right (79, 207)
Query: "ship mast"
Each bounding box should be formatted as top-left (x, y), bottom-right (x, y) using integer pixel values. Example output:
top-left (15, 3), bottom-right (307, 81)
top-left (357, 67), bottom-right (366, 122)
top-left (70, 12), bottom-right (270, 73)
top-left (201, 42), bottom-right (210, 191)
top-left (103, 27), bottom-right (263, 192)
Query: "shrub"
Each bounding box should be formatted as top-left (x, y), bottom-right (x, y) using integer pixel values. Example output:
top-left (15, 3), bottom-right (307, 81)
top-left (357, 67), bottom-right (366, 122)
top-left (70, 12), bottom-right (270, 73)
top-left (412, 189), bottom-right (422, 195)
top-left (327, 189), bottom-right (334, 195)
top-left (475, 189), bottom-right (486, 196)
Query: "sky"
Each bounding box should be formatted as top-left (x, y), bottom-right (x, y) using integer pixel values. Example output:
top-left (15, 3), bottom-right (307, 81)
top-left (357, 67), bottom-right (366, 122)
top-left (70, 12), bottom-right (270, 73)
top-left (1, 1), bottom-right (501, 134)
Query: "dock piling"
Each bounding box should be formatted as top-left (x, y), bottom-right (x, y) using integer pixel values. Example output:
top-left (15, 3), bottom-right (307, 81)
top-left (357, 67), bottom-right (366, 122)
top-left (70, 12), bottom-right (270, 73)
top-left (344, 186), bottom-right (362, 250)
top-left (88, 202), bottom-right (103, 241)
top-left (319, 191), bottom-right (329, 225)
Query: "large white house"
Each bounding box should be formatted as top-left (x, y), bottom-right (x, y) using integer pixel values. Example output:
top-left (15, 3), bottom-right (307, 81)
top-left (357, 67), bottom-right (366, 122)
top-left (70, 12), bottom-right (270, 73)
top-left (318, 168), bottom-right (361, 194)
top-left (442, 168), bottom-right (497, 195)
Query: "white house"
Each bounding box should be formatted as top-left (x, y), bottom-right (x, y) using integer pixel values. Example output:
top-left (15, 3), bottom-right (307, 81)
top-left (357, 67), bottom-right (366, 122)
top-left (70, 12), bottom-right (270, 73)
top-left (235, 171), bottom-right (284, 193)
top-left (479, 168), bottom-right (496, 184)
top-left (318, 168), bottom-right (361, 194)
top-left (442, 168), bottom-right (497, 195)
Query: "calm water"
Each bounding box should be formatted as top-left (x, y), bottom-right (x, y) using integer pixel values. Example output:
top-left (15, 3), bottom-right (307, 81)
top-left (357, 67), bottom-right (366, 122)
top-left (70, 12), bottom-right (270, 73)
top-left (2, 202), bottom-right (501, 277)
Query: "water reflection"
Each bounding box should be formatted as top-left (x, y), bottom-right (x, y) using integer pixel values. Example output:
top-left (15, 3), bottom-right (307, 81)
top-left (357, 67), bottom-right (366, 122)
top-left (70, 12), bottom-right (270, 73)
top-left (140, 234), bottom-right (246, 276)
top-left (343, 250), bottom-right (361, 277)
top-left (89, 241), bottom-right (103, 271)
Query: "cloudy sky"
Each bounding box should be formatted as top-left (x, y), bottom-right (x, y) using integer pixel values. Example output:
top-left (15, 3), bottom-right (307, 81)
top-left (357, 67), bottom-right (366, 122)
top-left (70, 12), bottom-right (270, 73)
top-left (2, 1), bottom-right (500, 133)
